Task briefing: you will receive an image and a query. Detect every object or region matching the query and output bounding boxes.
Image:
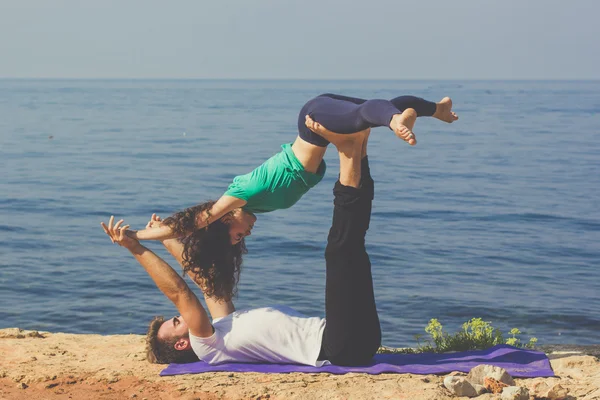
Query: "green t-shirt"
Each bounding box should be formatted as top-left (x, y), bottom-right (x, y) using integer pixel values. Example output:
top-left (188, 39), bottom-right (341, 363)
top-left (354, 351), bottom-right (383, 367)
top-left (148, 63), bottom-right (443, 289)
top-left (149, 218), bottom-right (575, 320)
top-left (224, 143), bottom-right (326, 214)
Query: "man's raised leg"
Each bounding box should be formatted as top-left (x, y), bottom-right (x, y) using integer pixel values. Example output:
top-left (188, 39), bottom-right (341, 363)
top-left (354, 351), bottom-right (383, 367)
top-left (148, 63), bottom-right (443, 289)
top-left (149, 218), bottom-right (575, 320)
top-left (319, 131), bottom-right (381, 366)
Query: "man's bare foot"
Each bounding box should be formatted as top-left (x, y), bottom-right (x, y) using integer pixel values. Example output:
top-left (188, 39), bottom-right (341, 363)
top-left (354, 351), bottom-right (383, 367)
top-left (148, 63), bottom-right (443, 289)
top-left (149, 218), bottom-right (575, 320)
top-left (390, 108), bottom-right (417, 146)
top-left (305, 115), bottom-right (370, 153)
top-left (432, 97), bottom-right (459, 123)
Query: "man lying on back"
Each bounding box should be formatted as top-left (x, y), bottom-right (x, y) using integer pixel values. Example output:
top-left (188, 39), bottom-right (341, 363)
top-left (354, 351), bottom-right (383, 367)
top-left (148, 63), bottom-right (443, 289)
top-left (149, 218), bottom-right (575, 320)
top-left (101, 126), bottom-right (381, 366)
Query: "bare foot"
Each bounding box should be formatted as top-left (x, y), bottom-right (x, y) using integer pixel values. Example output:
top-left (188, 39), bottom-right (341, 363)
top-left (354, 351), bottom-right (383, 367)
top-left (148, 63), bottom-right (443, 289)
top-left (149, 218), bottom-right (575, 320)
top-left (390, 108), bottom-right (417, 146)
top-left (433, 97), bottom-right (458, 123)
top-left (305, 115), bottom-right (370, 153)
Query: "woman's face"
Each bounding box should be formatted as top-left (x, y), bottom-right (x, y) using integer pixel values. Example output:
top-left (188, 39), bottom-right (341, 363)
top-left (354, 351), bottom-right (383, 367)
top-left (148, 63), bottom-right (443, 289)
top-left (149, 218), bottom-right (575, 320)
top-left (226, 209), bottom-right (257, 245)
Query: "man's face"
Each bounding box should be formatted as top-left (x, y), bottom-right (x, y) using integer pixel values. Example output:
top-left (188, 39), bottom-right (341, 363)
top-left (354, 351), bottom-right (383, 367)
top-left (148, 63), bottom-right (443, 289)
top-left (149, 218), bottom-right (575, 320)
top-left (157, 315), bottom-right (189, 342)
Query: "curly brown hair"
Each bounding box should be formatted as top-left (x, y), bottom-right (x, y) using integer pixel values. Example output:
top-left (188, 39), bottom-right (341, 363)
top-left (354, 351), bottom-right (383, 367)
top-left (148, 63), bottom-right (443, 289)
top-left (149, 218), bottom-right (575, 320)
top-left (162, 201), bottom-right (247, 301)
top-left (145, 316), bottom-right (199, 364)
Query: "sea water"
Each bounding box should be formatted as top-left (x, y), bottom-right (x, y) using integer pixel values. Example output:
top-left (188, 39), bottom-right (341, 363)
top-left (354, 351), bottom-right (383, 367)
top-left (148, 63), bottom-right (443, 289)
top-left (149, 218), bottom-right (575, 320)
top-left (1, 79), bottom-right (598, 347)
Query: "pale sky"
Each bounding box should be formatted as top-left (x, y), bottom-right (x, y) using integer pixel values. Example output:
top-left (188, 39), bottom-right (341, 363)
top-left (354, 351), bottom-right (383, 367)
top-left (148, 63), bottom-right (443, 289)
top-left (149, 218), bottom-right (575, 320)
top-left (1, 0), bottom-right (598, 79)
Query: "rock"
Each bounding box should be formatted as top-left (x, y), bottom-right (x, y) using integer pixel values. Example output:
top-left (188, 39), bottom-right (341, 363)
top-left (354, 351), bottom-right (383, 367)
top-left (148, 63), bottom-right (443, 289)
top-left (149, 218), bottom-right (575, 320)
top-left (529, 380), bottom-right (550, 397)
top-left (484, 377), bottom-right (509, 394)
top-left (17, 382), bottom-right (28, 389)
top-left (501, 386), bottom-right (529, 400)
top-left (551, 355), bottom-right (598, 370)
top-left (443, 376), bottom-right (478, 398)
top-left (540, 344), bottom-right (600, 357)
top-left (473, 383), bottom-right (487, 395)
top-left (546, 383), bottom-right (568, 399)
top-left (467, 364), bottom-right (515, 386)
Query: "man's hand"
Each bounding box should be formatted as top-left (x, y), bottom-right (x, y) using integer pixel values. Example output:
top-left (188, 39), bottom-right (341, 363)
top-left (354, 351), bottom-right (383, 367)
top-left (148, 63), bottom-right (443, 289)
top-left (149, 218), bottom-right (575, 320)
top-left (101, 216), bottom-right (140, 251)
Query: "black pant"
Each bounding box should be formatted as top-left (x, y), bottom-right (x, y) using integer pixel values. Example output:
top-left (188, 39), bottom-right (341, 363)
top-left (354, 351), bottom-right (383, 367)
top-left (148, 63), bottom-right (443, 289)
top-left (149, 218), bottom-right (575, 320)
top-left (318, 157), bottom-right (381, 366)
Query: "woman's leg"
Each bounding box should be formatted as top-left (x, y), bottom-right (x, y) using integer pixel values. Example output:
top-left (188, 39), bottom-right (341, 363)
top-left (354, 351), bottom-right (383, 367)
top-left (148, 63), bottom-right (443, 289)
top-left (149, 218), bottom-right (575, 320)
top-left (389, 95), bottom-right (436, 116)
top-left (297, 93), bottom-right (443, 147)
top-left (319, 136), bottom-right (381, 365)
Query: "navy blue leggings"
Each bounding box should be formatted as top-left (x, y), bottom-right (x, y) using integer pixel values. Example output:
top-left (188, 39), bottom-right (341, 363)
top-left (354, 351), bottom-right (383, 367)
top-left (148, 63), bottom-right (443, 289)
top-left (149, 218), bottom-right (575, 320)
top-left (298, 93), bottom-right (437, 147)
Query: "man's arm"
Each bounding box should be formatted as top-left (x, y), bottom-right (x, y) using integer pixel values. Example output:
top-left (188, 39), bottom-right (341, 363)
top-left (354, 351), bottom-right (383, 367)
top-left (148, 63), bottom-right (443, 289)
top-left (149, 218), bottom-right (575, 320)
top-left (101, 216), bottom-right (214, 338)
top-left (163, 237), bottom-right (235, 319)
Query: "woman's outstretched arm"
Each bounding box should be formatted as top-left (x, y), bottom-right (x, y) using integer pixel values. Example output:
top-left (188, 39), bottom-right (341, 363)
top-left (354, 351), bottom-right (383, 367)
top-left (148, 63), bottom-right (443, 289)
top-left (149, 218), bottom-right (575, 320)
top-left (131, 195), bottom-right (246, 241)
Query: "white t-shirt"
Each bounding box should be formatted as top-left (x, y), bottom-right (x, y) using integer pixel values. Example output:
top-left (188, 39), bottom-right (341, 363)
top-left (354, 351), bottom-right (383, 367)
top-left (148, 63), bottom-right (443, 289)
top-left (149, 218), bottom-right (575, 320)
top-left (189, 305), bottom-right (328, 366)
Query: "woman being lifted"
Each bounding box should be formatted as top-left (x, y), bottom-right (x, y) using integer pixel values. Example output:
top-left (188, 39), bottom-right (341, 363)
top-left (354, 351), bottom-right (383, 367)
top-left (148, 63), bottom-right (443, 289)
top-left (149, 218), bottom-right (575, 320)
top-left (129, 93), bottom-right (458, 300)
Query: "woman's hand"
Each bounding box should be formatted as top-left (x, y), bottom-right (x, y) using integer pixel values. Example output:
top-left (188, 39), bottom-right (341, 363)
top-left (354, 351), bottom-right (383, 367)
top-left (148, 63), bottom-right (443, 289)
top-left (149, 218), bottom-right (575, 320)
top-left (123, 213), bottom-right (177, 241)
top-left (146, 213), bottom-right (163, 229)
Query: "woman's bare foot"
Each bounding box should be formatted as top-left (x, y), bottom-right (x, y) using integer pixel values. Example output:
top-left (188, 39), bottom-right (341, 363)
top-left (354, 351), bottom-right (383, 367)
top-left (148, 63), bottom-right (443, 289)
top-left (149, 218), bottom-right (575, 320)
top-left (433, 97), bottom-right (459, 123)
top-left (390, 108), bottom-right (417, 146)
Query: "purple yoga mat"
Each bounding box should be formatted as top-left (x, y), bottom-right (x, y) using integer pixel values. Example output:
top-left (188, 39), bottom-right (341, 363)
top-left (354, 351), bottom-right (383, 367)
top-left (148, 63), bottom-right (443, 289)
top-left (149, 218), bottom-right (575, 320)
top-left (160, 344), bottom-right (554, 377)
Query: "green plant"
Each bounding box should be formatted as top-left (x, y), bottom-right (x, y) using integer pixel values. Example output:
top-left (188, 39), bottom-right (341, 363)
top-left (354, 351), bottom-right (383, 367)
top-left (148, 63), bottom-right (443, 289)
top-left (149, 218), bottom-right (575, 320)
top-left (506, 327), bottom-right (538, 349)
top-left (416, 318), bottom-right (538, 353)
top-left (377, 318), bottom-right (538, 354)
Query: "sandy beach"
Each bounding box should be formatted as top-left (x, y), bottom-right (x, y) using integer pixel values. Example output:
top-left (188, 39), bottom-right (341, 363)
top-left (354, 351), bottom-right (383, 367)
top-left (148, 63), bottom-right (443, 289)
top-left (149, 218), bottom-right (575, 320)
top-left (1, 328), bottom-right (598, 400)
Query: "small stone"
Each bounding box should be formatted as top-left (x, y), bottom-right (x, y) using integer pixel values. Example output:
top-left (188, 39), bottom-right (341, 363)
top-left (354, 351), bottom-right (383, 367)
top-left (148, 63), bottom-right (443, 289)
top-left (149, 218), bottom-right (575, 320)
top-left (546, 383), bottom-right (568, 399)
top-left (30, 356), bottom-right (37, 361)
top-left (484, 377), bottom-right (509, 394)
top-left (529, 380), bottom-right (550, 397)
top-left (467, 364), bottom-right (515, 386)
top-left (473, 383), bottom-right (487, 395)
top-left (421, 377), bottom-right (430, 383)
top-left (46, 383), bottom-right (59, 389)
top-left (444, 376), bottom-right (478, 398)
top-left (130, 395), bottom-right (138, 398)
top-left (18, 382), bottom-right (28, 389)
top-left (501, 386), bottom-right (529, 400)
